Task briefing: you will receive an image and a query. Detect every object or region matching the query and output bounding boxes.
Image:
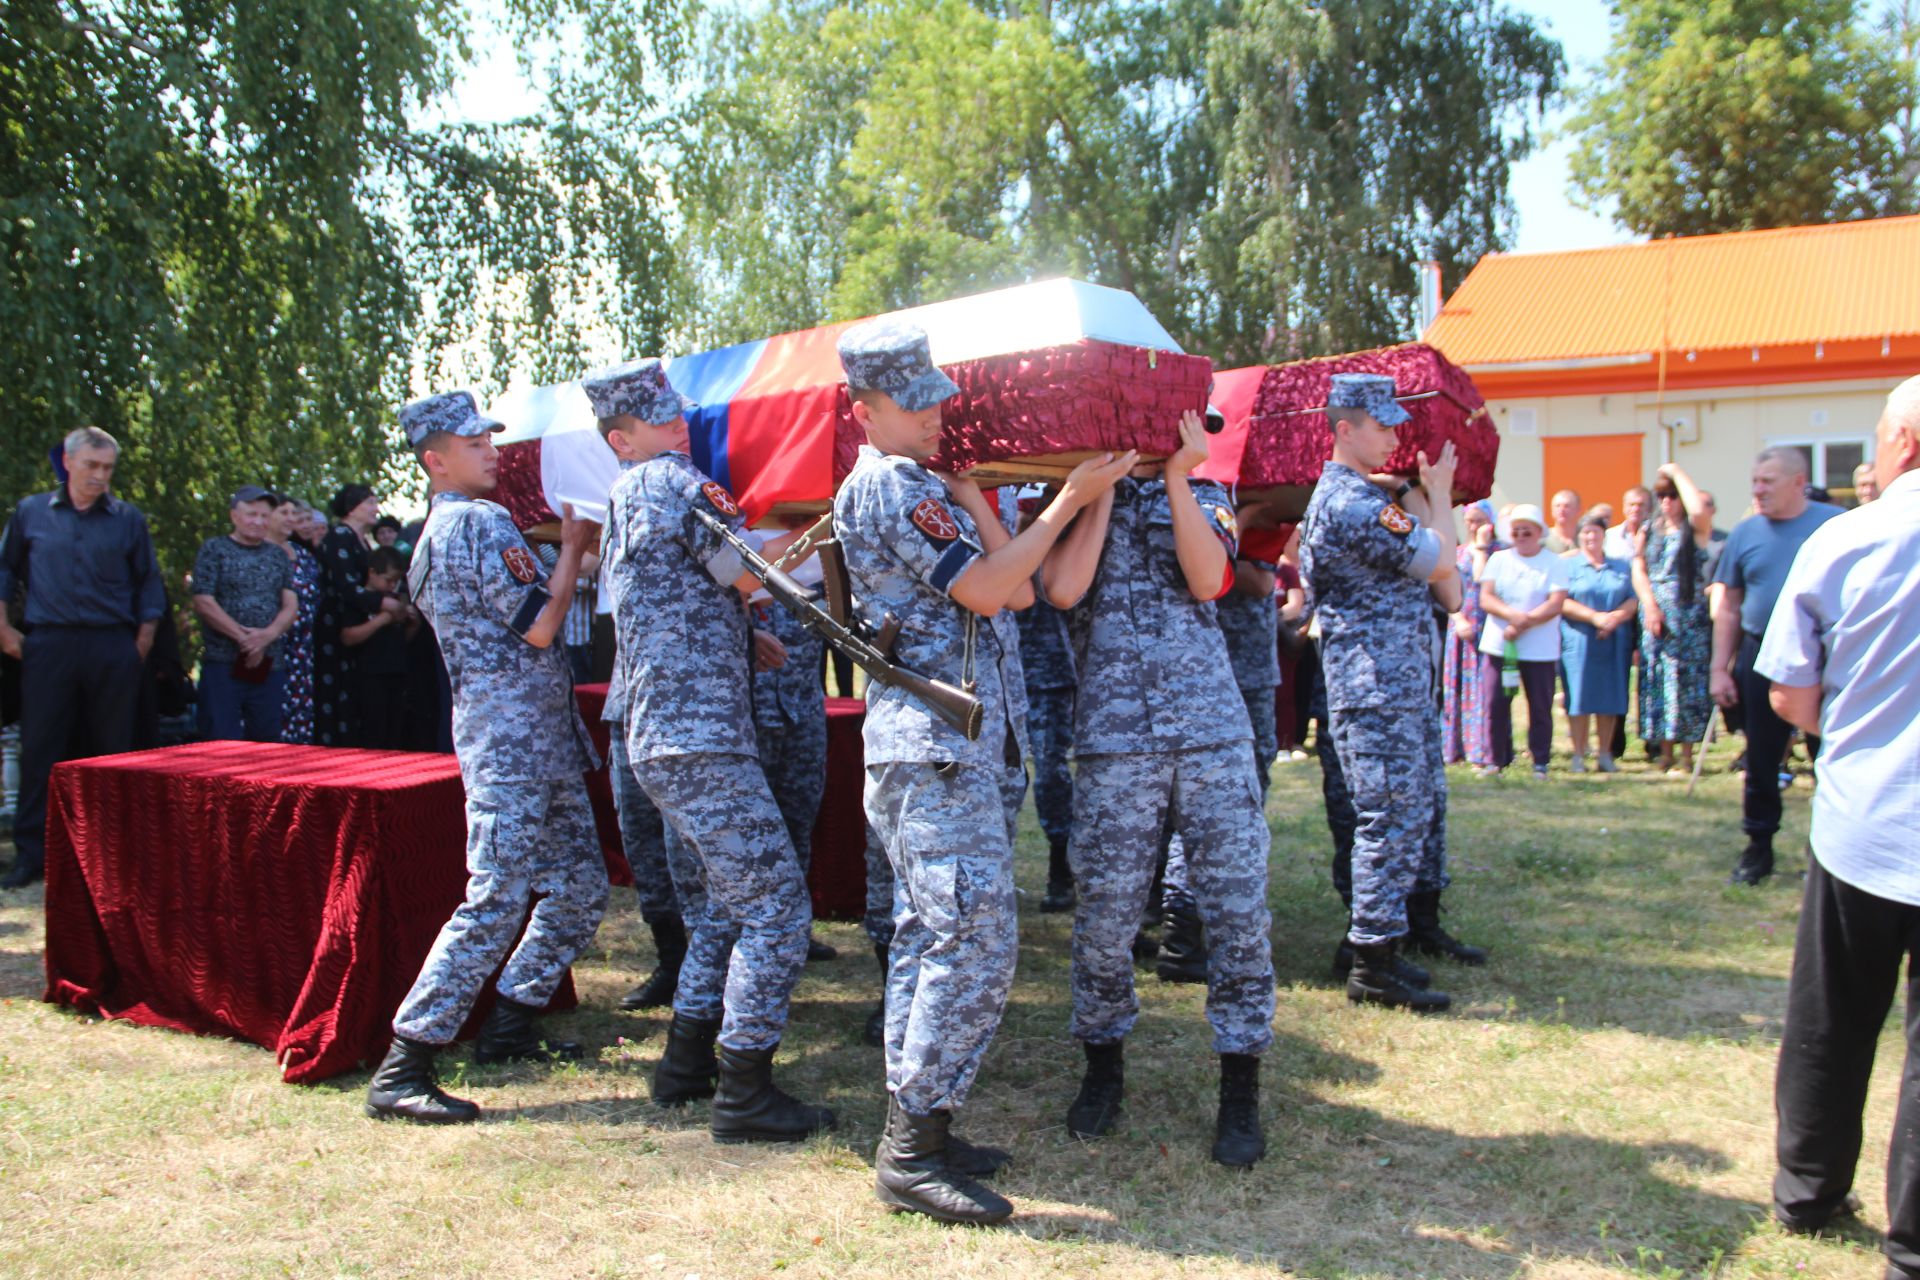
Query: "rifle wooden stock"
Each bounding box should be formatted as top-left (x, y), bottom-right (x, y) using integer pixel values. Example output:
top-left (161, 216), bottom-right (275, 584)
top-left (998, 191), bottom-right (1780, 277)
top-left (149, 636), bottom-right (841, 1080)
top-left (691, 507), bottom-right (984, 741)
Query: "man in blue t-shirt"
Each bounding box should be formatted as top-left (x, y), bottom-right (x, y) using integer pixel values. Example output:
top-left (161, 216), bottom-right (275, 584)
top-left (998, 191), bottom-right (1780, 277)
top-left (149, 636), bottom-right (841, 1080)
top-left (1709, 447), bottom-right (1843, 884)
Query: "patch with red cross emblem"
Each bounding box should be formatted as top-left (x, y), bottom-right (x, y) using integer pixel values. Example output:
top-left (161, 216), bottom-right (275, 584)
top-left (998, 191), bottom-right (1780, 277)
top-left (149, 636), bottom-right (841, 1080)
top-left (502, 544), bottom-right (539, 584)
top-left (701, 481), bottom-right (740, 517)
top-left (910, 498), bottom-right (960, 543)
top-left (1379, 504), bottom-right (1415, 535)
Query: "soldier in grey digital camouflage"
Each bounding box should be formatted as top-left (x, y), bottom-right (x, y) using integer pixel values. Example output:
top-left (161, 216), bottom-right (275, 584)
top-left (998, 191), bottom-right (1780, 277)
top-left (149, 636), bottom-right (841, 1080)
top-left (746, 555), bottom-right (838, 964)
top-left (594, 436), bottom-right (690, 1016)
top-left (590, 357), bottom-right (834, 1145)
top-left (1042, 407), bottom-right (1274, 1170)
top-left (837, 318), bottom-right (1132, 1225)
top-left (1004, 481), bottom-right (1077, 914)
top-left (365, 390), bottom-right (607, 1127)
top-left (1298, 372), bottom-right (1482, 1015)
top-left (1155, 536), bottom-right (1284, 986)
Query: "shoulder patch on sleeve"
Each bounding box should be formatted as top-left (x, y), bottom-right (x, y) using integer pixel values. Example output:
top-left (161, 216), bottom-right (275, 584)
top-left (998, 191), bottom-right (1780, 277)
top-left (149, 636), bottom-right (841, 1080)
top-left (502, 544), bottom-right (539, 584)
top-left (1379, 505), bottom-right (1414, 535)
top-left (910, 497), bottom-right (960, 544)
top-left (1211, 506), bottom-right (1239, 541)
top-left (701, 481), bottom-right (740, 518)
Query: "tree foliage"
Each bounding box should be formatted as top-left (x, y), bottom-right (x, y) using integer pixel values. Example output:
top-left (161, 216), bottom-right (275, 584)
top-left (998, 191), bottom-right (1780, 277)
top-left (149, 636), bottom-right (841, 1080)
top-left (1, 0), bottom-right (685, 580)
top-left (1566, 0), bottom-right (1911, 238)
top-left (670, 0), bottom-right (1561, 361)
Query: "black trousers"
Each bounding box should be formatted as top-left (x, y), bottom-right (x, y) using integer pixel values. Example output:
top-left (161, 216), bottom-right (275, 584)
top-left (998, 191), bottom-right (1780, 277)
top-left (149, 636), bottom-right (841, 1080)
top-left (1737, 632), bottom-right (1811, 840)
top-left (1776, 857), bottom-right (1920, 1274)
top-left (12, 626), bottom-right (143, 868)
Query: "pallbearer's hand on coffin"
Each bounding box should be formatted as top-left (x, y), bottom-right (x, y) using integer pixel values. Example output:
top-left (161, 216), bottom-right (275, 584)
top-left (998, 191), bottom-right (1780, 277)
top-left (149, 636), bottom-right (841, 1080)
top-left (559, 503), bottom-right (602, 555)
top-left (1165, 410), bottom-right (1210, 479)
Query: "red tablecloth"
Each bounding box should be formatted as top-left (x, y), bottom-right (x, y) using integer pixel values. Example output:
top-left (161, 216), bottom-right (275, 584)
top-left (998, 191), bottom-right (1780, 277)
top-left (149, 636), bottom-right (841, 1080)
top-left (575, 686), bottom-right (870, 920)
top-left (42, 743), bottom-right (575, 1084)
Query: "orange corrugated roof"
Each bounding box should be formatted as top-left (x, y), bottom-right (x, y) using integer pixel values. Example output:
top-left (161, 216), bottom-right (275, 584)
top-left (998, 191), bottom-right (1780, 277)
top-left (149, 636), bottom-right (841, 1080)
top-left (1424, 216), bottom-right (1920, 366)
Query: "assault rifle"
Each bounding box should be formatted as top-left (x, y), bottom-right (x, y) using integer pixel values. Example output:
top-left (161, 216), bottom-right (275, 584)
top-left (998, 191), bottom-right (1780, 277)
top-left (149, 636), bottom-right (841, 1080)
top-left (690, 507), bottom-right (985, 741)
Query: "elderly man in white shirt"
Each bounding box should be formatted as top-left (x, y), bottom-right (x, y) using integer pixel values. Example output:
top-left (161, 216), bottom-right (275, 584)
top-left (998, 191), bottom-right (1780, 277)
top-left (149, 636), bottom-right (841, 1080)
top-left (1759, 375), bottom-right (1920, 1270)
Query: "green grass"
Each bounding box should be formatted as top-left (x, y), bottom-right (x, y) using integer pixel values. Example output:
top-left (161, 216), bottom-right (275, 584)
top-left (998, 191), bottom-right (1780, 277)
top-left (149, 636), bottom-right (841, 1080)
top-left (0, 727), bottom-right (1894, 1279)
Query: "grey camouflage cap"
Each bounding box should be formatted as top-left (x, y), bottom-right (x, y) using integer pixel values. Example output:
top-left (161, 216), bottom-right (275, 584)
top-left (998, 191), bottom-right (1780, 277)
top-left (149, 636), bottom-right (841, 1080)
top-left (1327, 373), bottom-right (1411, 427)
top-left (837, 320), bottom-right (960, 413)
top-left (400, 390), bottom-right (506, 448)
top-left (581, 358), bottom-right (695, 425)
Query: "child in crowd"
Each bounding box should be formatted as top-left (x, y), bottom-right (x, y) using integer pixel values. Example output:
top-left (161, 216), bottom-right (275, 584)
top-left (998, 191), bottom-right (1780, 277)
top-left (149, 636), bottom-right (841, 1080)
top-left (342, 547), bottom-right (417, 749)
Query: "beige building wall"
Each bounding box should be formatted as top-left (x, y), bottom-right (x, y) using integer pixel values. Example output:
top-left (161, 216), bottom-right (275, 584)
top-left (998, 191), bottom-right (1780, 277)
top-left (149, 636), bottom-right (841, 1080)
top-left (1484, 375), bottom-right (1902, 521)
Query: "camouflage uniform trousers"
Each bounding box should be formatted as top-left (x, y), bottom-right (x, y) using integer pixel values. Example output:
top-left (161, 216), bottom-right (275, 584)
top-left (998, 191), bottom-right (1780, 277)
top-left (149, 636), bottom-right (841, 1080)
top-left (633, 751), bottom-right (811, 1051)
top-left (1162, 704), bottom-right (1273, 915)
top-left (864, 824), bottom-right (897, 949)
top-left (754, 700), bottom-right (828, 875)
top-left (1071, 744), bottom-right (1276, 1055)
top-left (1328, 705), bottom-right (1450, 945)
top-left (393, 779), bottom-right (609, 1044)
top-left (1025, 685), bottom-right (1075, 848)
top-left (608, 724), bottom-right (682, 924)
top-left (865, 761), bottom-right (1019, 1115)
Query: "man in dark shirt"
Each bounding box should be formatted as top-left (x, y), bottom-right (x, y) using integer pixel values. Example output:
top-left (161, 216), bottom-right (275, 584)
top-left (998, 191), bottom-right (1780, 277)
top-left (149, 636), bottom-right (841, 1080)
top-left (1710, 447), bottom-right (1844, 885)
top-left (0, 427), bottom-right (166, 887)
top-left (192, 486), bottom-right (298, 742)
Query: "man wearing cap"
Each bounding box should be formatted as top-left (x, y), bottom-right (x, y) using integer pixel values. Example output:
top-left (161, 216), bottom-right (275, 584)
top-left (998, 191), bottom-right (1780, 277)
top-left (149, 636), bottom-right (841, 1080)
top-left (836, 319), bottom-right (1131, 1224)
top-left (590, 357), bottom-right (834, 1146)
top-left (190, 485), bottom-right (299, 742)
top-left (1299, 373), bottom-right (1465, 1013)
top-left (0, 426), bottom-right (165, 889)
top-left (1040, 406), bottom-right (1276, 1170)
top-left (364, 391), bottom-right (607, 1125)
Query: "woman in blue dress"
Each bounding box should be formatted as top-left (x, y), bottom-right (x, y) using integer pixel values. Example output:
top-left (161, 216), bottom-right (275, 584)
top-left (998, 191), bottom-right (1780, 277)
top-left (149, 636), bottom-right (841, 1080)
top-left (1559, 515), bottom-right (1637, 772)
top-left (1632, 463), bottom-right (1717, 773)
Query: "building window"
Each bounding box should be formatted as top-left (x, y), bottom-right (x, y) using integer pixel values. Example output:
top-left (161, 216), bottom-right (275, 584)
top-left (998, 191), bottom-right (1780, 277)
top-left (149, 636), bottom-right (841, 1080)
top-left (1766, 437), bottom-right (1871, 490)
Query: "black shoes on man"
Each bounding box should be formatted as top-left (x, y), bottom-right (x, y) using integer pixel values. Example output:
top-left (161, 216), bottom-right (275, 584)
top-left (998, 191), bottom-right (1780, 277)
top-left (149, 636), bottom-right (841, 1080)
top-left (474, 996), bottom-right (584, 1065)
top-left (1347, 942), bottom-right (1453, 1012)
top-left (1729, 837), bottom-right (1775, 885)
top-left (874, 1098), bottom-right (1014, 1224)
top-left (619, 914), bottom-right (687, 1010)
top-left (365, 1035), bottom-right (481, 1124)
top-left (1039, 837), bottom-right (1076, 913)
top-left (0, 851), bottom-right (44, 890)
top-left (1406, 890), bottom-right (1488, 965)
top-left (710, 1043), bottom-right (836, 1144)
top-left (653, 1012), bottom-right (721, 1105)
top-left (1154, 901), bottom-right (1209, 984)
top-left (1064, 1039), bottom-right (1265, 1169)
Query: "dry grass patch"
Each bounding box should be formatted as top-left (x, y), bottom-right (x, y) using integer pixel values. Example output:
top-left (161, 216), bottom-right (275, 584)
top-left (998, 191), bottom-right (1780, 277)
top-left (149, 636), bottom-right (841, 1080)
top-left (0, 736), bottom-right (1896, 1278)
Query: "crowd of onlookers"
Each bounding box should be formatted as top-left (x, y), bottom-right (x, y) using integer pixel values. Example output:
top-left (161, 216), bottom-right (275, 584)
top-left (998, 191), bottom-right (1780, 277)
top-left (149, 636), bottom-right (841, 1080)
top-left (1408, 450), bottom-right (1861, 807)
top-left (182, 484), bottom-right (463, 751)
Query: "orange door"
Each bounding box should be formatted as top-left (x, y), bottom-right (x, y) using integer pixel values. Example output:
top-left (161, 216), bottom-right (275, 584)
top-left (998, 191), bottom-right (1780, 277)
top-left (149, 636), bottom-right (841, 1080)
top-left (1541, 433), bottom-right (1645, 515)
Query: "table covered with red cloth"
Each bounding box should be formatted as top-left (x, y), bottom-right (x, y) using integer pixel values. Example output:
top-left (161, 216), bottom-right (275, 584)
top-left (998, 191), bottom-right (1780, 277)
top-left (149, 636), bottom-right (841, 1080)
top-left (41, 742), bottom-right (575, 1084)
top-left (574, 685), bottom-right (870, 920)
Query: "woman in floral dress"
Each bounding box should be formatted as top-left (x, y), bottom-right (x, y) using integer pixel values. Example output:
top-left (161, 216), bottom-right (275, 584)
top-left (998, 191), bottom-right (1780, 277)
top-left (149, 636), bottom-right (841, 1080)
top-left (1442, 501), bottom-right (1502, 767)
top-left (268, 499), bottom-right (323, 744)
top-left (1632, 463), bottom-right (1716, 773)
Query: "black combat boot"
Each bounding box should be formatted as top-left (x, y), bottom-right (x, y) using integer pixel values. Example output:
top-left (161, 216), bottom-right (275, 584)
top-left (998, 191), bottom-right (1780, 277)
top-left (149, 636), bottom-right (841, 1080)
top-left (1729, 837), bottom-right (1775, 886)
top-left (0, 849), bottom-right (44, 890)
top-left (1066, 1040), bottom-right (1125, 1138)
top-left (619, 914), bottom-right (687, 1010)
top-left (474, 995), bottom-right (584, 1064)
top-left (1347, 941), bottom-right (1451, 1012)
top-left (946, 1130), bottom-right (1013, 1179)
top-left (1212, 1053), bottom-right (1266, 1168)
top-left (1332, 936), bottom-right (1430, 989)
top-left (807, 932), bottom-right (839, 962)
top-left (1406, 891), bottom-right (1488, 965)
top-left (710, 1043), bottom-right (836, 1144)
top-left (652, 1012), bottom-right (720, 1106)
top-left (874, 1097), bottom-right (1014, 1224)
top-left (365, 1035), bottom-right (480, 1124)
top-left (1039, 837), bottom-right (1075, 913)
top-left (1154, 901), bottom-right (1208, 984)
top-left (864, 941), bottom-right (889, 1047)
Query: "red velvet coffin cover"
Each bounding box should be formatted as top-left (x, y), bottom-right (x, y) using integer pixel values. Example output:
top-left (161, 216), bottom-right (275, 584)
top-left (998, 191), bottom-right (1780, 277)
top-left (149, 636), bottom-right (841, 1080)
top-left (1243, 343), bottom-right (1498, 502)
top-left (833, 340), bottom-right (1214, 483)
